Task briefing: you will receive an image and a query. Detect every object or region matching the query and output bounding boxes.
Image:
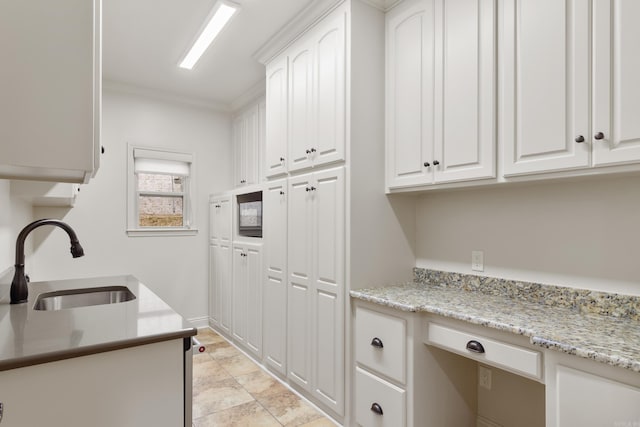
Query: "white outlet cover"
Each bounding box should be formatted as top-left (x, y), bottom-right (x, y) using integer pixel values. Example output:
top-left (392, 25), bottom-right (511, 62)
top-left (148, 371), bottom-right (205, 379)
top-left (472, 250), bottom-right (484, 272)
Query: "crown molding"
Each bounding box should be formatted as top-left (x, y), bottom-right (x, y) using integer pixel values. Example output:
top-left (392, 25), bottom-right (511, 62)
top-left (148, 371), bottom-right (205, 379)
top-left (359, 0), bottom-right (402, 12)
top-left (102, 80), bottom-right (231, 113)
top-left (230, 78), bottom-right (266, 113)
top-left (253, 0), bottom-right (345, 65)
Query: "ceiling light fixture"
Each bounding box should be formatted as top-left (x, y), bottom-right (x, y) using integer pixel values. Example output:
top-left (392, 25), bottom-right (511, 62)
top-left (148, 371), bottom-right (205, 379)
top-left (179, 1), bottom-right (239, 70)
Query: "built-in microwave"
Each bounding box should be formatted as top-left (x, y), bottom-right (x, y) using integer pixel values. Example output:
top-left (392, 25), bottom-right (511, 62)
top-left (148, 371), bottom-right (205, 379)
top-left (237, 191), bottom-right (262, 238)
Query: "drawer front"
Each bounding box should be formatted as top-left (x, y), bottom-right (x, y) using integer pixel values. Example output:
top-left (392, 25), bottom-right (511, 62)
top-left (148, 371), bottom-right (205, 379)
top-left (355, 306), bottom-right (406, 383)
top-left (427, 322), bottom-right (542, 380)
top-left (355, 367), bottom-right (406, 427)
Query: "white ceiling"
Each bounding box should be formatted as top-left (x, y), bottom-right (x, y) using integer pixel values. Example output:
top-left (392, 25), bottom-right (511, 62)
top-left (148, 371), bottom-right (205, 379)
top-left (103, 0), bottom-right (314, 109)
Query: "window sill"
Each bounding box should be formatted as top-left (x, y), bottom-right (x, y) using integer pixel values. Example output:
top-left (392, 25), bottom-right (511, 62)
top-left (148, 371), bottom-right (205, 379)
top-left (126, 228), bottom-right (199, 237)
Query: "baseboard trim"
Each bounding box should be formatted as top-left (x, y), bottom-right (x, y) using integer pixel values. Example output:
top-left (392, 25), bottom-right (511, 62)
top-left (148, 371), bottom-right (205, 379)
top-left (187, 316), bottom-right (210, 329)
top-left (477, 415), bottom-right (503, 427)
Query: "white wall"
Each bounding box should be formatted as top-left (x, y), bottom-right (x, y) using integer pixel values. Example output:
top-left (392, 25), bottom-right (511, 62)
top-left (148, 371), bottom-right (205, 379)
top-left (0, 179), bottom-right (34, 285)
top-left (415, 174), bottom-right (640, 295)
top-left (27, 90), bottom-right (232, 321)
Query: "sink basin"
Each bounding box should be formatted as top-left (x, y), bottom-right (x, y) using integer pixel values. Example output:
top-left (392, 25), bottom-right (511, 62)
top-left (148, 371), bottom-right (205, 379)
top-left (33, 286), bottom-right (136, 311)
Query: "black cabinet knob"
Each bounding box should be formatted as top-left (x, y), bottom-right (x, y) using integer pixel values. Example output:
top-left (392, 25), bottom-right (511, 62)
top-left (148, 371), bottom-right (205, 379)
top-left (370, 403), bottom-right (383, 416)
top-left (370, 337), bottom-right (384, 348)
top-left (280, 157), bottom-right (285, 162)
top-left (575, 135), bottom-right (585, 143)
top-left (310, 148), bottom-right (316, 153)
top-left (466, 340), bottom-right (485, 354)
top-left (306, 149), bottom-right (311, 154)
top-left (306, 187), bottom-right (310, 192)
top-left (310, 186), bottom-right (316, 191)
top-left (423, 162), bottom-right (431, 167)
top-left (101, 146), bottom-right (105, 154)
top-left (433, 160), bottom-right (440, 166)
top-left (279, 191), bottom-right (285, 195)
top-left (594, 132), bottom-right (605, 140)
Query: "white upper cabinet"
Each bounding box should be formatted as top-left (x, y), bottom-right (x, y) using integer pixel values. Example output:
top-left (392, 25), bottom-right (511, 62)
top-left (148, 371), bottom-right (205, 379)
top-left (592, 0), bottom-right (640, 166)
top-left (266, 6), bottom-right (346, 176)
top-left (310, 11), bottom-right (346, 170)
top-left (0, 0), bottom-right (101, 183)
top-left (502, 0), bottom-right (640, 176)
top-left (501, 0), bottom-right (590, 176)
top-left (233, 100), bottom-right (264, 187)
top-left (386, 0), bottom-right (495, 190)
top-left (288, 40), bottom-right (316, 172)
top-left (266, 55), bottom-right (289, 178)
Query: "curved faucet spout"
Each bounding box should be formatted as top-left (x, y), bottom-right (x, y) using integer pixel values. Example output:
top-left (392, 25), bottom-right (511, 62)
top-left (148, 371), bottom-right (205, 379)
top-left (10, 219), bottom-right (85, 304)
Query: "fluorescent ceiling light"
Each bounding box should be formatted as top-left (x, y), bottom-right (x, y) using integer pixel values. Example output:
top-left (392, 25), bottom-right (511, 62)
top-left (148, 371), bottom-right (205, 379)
top-left (179, 1), bottom-right (238, 70)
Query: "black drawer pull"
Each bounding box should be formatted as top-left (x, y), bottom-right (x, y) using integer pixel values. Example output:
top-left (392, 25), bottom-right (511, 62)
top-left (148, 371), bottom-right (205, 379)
top-left (370, 402), bottom-right (383, 415)
top-left (466, 340), bottom-right (485, 354)
top-left (370, 337), bottom-right (384, 348)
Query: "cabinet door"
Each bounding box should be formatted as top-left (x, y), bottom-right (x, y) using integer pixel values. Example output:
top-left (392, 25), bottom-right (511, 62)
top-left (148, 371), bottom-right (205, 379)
top-left (501, 0), bottom-right (590, 176)
top-left (233, 116), bottom-right (246, 187)
top-left (0, 0), bottom-right (100, 183)
top-left (210, 196), bottom-right (231, 242)
top-left (433, 0), bottom-right (495, 183)
top-left (312, 9), bottom-right (346, 169)
top-left (263, 180), bottom-right (288, 375)
top-left (288, 39), bottom-right (315, 173)
top-left (592, 0), bottom-right (640, 166)
top-left (232, 245), bottom-right (247, 344)
top-left (244, 104), bottom-right (260, 186)
top-left (212, 241), bottom-right (232, 334)
top-left (553, 365), bottom-right (640, 426)
top-left (266, 54), bottom-right (289, 178)
top-left (311, 167), bottom-right (345, 414)
top-left (245, 244), bottom-right (262, 357)
top-left (386, 0), bottom-right (435, 188)
top-left (287, 173), bottom-right (314, 390)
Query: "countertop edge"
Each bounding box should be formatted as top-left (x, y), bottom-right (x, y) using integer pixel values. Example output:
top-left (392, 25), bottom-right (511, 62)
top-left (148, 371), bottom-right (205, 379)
top-left (0, 327), bottom-right (197, 372)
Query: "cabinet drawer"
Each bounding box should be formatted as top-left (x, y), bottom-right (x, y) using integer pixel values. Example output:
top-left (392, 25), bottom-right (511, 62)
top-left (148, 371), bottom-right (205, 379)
top-left (355, 306), bottom-right (406, 383)
top-left (426, 322), bottom-right (542, 380)
top-left (355, 367), bottom-right (406, 427)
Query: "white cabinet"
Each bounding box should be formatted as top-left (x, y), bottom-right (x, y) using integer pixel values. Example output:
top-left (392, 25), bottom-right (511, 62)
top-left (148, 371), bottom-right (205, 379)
top-left (265, 54), bottom-right (289, 178)
top-left (233, 100), bottom-right (265, 187)
top-left (263, 179), bottom-right (288, 375)
top-left (232, 242), bottom-right (262, 358)
top-left (209, 195), bottom-right (232, 333)
top-left (545, 352), bottom-right (640, 427)
top-left (0, 340), bottom-right (184, 427)
top-left (386, 0), bottom-right (495, 191)
top-left (288, 166), bottom-right (345, 414)
top-left (0, 0), bottom-right (101, 184)
top-left (265, 7), bottom-right (346, 176)
top-left (502, 0), bottom-right (640, 176)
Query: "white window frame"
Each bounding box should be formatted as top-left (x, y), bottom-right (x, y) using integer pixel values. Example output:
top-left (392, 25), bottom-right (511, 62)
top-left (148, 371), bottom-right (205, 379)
top-left (127, 144), bottom-right (198, 237)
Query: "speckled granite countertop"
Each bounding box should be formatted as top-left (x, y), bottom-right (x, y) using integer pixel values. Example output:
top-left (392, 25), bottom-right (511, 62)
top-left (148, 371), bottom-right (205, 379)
top-left (350, 269), bottom-right (640, 373)
top-left (0, 275), bottom-right (196, 371)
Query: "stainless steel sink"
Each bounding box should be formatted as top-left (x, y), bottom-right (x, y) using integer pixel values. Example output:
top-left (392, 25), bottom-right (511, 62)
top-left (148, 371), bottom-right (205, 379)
top-left (33, 286), bottom-right (136, 311)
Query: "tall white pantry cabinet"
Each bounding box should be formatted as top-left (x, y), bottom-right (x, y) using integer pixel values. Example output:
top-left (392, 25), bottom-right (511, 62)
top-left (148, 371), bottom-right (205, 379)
top-left (260, 0), bottom-right (414, 423)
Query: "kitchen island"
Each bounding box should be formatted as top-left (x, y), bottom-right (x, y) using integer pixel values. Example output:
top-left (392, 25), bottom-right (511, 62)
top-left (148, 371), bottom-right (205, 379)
top-left (0, 275), bottom-right (196, 427)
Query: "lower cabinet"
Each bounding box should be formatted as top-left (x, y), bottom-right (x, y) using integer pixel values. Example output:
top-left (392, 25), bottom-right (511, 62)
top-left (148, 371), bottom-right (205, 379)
top-left (232, 242), bottom-right (263, 358)
top-left (545, 352), bottom-right (640, 427)
top-left (0, 340), bottom-right (184, 427)
top-left (209, 240), bottom-right (232, 334)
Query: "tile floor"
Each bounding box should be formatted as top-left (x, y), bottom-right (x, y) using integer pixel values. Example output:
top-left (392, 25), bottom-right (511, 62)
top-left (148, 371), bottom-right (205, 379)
top-left (193, 328), bottom-right (336, 427)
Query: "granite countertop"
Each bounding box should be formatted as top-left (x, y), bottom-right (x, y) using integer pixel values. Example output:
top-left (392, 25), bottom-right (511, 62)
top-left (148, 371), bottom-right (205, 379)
top-left (0, 275), bottom-right (196, 371)
top-left (350, 270), bottom-right (640, 373)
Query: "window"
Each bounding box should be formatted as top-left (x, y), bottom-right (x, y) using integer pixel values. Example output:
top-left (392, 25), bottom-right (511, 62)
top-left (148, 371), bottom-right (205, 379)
top-left (127, 145), bottom-right (197, 236)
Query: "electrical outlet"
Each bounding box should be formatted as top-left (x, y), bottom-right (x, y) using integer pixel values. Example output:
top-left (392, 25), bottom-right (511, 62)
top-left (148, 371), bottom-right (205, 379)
top-left (479, 365), bottom-right (492, 390)
top-left (472, 250), bottom-right (484, 272)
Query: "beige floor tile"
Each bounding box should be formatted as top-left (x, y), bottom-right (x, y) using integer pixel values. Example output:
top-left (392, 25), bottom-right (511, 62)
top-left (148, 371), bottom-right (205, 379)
top-left (193, 352), bottom-right (214, 365)
top-left (193, 359), bottom-right (233, 394)
top-left (235, 369), bottom-right (288, 398)
top-left (192, 378), bottom-right (255, 419)
top-left (259, 390), bottom-right (324, 427)
top-left (208, 341), bottom-right (242, 360)
top-left (196, 328), bottom-right (227, 346)
top-left (193, 401), bottom-right (281, 427)
top-left (218, 352), bottom-right (262, 377)
top-left (299, 417), bottom-right (337, 427)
